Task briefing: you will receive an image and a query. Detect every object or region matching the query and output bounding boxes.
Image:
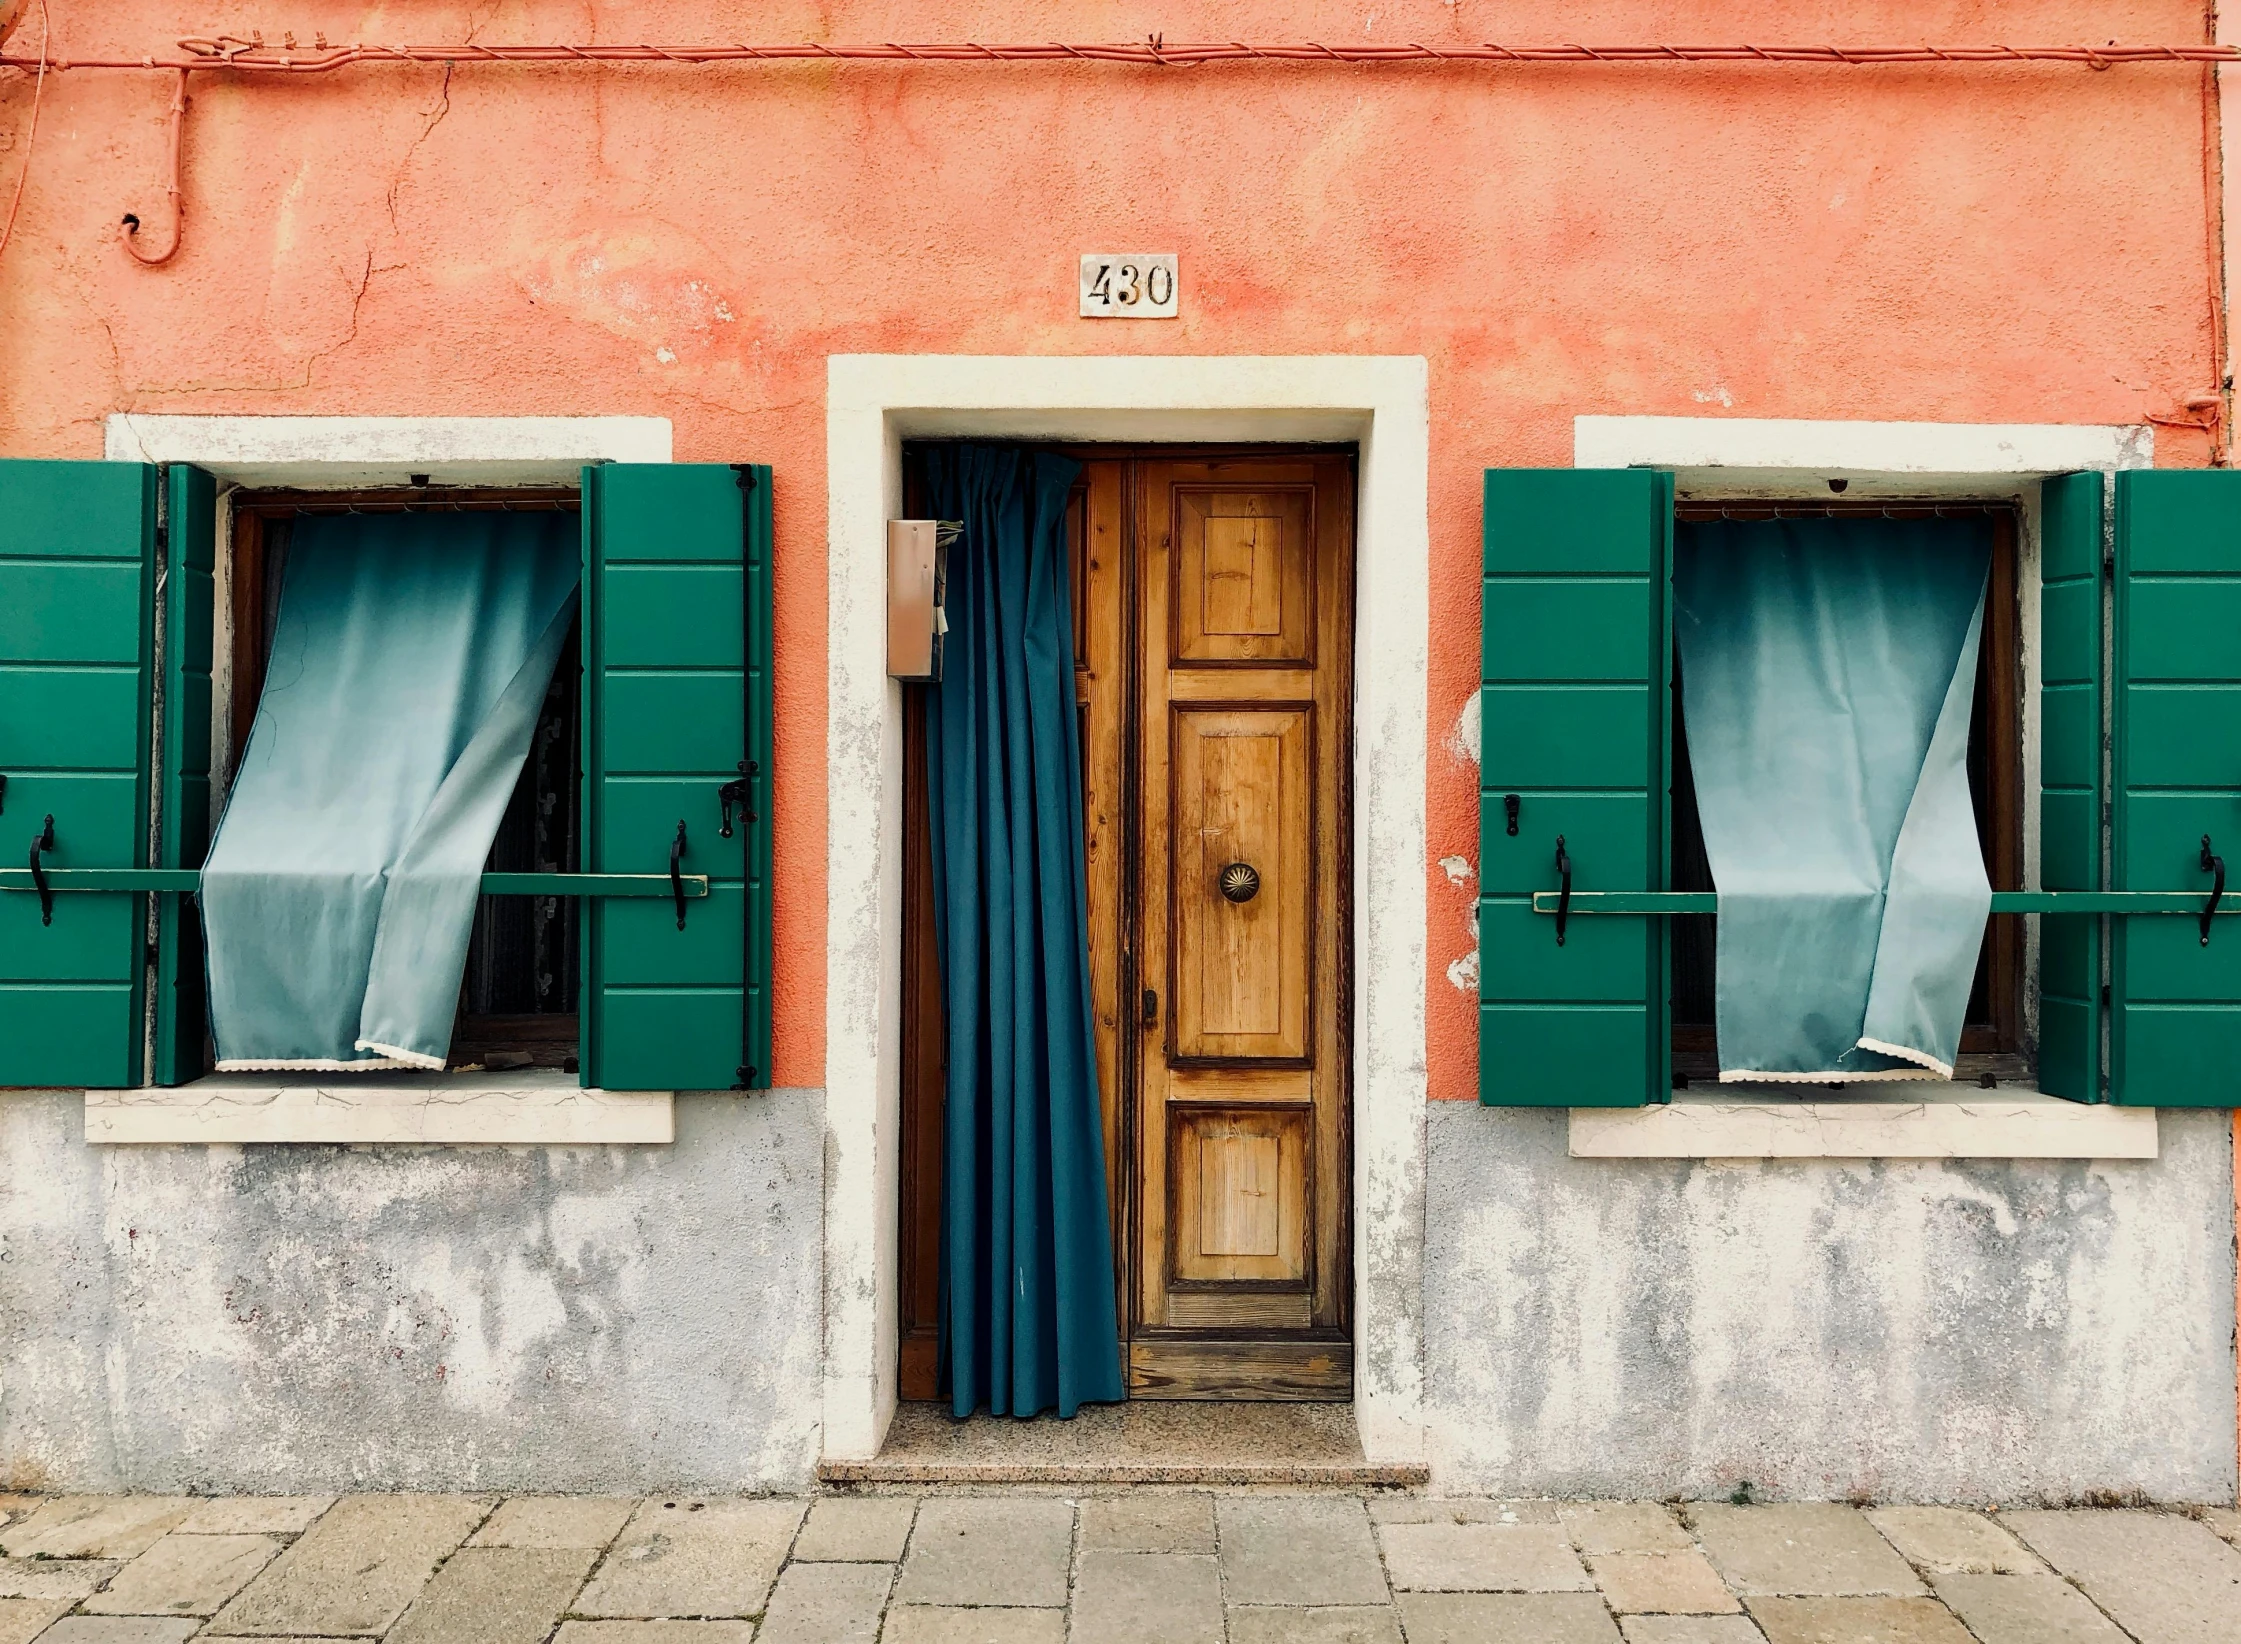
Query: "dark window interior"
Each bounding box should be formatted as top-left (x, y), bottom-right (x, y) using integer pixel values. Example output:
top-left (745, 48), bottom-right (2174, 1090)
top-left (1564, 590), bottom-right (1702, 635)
top-left (220, 490), bottom-right (581, 1074)
top-left (1669, 503), bottom-right (2026, 1085)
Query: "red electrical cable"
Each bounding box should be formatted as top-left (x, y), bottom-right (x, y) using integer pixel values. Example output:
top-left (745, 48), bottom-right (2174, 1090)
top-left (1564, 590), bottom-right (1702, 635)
top-left (2, 37), bottom-right (2240, 74)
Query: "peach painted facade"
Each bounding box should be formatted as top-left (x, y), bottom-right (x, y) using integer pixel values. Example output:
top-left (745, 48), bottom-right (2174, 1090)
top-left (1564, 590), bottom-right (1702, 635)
top-left (3, 2), bottom-right (2239, 1499)
top-left (2, 0), bottom-right (2231, 1103)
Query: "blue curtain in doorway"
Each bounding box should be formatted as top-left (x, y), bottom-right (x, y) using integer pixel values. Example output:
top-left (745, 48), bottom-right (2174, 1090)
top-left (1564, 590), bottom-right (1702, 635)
top-left (1675, 516), bottom-right (1992, 1082)
top-left (924, 443), bottom-right (1125, 1419)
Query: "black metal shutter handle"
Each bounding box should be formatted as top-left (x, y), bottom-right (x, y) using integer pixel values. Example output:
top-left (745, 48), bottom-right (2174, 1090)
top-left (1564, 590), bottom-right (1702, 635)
top-left (717, 760), bottom-right (759, 838)
top-left (29, 813), bottom-right (55, 926)
top-left (2202, 834), bottom-right (2226, 946)
top-left (1554, 834), bottom-right (1572, 947)
top-left (670, 820), bottom-right (689, 931)
top-left (1503, 793), bottom-right (1519, 836)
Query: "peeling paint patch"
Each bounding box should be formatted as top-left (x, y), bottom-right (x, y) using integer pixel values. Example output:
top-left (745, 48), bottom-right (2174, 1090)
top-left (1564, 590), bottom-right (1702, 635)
top-left (1439, 854), bottom-right (1474, 887)
top-left (1446, 950), bottom-right (1479, 992)
top-left (1447, 694), bottom-right (1480, 769)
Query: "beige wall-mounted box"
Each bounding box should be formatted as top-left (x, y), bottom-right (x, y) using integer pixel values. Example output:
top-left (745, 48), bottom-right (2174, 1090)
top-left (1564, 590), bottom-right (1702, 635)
top-left (888, 519), bottom-right (956, 681)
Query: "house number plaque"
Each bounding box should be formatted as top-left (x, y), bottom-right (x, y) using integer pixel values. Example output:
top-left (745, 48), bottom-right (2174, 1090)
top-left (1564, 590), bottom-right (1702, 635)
top-left (1080, 254), bottom-right (1179, 318)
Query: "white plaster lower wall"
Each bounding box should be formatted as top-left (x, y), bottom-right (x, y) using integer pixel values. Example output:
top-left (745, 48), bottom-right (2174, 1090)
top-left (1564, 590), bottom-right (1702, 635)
top-left (1421, 1102), bottom-right (2238, 1504)
top-left (0, 1090), bottom-right (824, 1493)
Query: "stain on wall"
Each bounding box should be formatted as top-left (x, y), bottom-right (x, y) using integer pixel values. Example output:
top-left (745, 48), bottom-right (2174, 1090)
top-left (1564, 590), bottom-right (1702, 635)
top-left (0, 1090), bottom-right (824, 1493)
top-left (1423, 1102), bottom-right (2239, 1502)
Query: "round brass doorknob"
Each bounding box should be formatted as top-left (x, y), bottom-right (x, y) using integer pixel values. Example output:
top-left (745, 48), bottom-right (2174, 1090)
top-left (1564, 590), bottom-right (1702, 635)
top-left (1219, 862), bottom-right (1260, 904)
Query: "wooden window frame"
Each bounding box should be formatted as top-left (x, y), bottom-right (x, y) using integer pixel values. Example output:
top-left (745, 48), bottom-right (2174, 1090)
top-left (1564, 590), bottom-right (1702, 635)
top-left (219, 486), bottom-right (583, 1074)
top-left (1668, 500), bottom-right (2028, 1085)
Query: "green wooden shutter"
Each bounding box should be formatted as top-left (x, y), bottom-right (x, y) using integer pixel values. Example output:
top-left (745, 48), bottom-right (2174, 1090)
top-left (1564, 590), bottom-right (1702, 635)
top-left (1480, 468), bottom-right (1671, 1106)
top-left (2038, 471), bottom-right (2104, 1102)
top-left (2110, 469), bottom-right (2241, 1106)
top-left (581, 462), bottom-right (773, 1091)
top-left (155, 463), bottom-right (217, 1086)
top-left (0, 460), bottom-right (158, 1088)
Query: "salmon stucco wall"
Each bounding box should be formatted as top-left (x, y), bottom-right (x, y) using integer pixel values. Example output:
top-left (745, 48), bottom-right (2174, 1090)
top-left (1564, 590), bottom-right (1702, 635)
top-left (0, 1), bottom-right (2226, 1101)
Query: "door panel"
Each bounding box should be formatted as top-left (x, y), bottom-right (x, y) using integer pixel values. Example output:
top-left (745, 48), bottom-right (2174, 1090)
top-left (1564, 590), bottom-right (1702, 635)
top-left (1135, 455), bottom-right (1353, 1398)
top-left (1172, 488), bottom-right (1316, 664)
top-left (1169, 705), bottom-right (1313, 1062)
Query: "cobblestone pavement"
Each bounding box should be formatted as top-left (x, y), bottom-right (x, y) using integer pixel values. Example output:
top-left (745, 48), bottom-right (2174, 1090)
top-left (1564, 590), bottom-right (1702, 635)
top-left (3, 1491), bottom-right (2240, 1642)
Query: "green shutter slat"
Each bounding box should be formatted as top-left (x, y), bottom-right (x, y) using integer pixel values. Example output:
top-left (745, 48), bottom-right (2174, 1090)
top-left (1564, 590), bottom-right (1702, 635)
top-left (2038, 471), bottom-right (2104, 1103)
top-left (0, 460), bottom-right (157, 1089)
top-left (581, 463), bottom-right (773, 1092)
top-left (2111, 470), bottom-right (2241, 1106)
top-left (155, 464), bottom-right (216, 1086)
top-left (1479, 468), bottom-right (1671, 1107)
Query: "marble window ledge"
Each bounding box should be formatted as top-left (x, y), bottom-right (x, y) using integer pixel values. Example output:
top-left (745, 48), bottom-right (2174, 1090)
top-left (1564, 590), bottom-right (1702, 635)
top-left (84, 1071), bottom-right (673, 1145)
top-left (1570, 1084), bottom-right (2160, 1160)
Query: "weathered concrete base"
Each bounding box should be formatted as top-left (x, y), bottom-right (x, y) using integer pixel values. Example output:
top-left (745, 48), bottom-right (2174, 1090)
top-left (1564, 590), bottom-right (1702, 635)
top-left (1421, 1102), bottom-right (2238, 1504)
top-left (0, 1088), bottom-right (825, 1494)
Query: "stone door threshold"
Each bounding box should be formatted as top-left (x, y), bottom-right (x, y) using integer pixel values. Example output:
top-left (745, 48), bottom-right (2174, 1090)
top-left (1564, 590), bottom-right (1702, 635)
top-left (821, 1401), bottom-right (1429, 1488)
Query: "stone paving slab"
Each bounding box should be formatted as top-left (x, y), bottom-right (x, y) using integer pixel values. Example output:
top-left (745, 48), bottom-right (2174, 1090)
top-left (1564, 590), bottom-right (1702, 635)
top-left (386, 1546), bottom-right (597, 1644)
top-left (1618, 1620), bottom-right (1769, 1643)
top-left (2006, 1508), bottom-right (2241, 1643)
top-left (1079, 1493), bottom-right (1214, 1552)
top-left (882, 1607), bottom-right (1067, 1643)
top-left (553, 1624), bottom-right (758, 1642)
top-left (576, 1498), bottom-right (805, 1620)
top-left (1866, 1506), bottom-right (2044, 1575)
top-left (1, 1500), bottom-right (194, 1561)
top-left (1563, 1503), bottom-right (1696, 1555)
top-left (0, 1558), bottom-right (120, 1600)
top-left (206, 1494), bottom-right (491, 1636)
top-left (1218, 1496), bottom-right (1389, 1607)
top-left (792, 1498), bottom-right (918, 1562)
top-left (1690, 1505), bottom-right (1927, 1597)
top-left (1227, 1604), bottom-right (1404, 1643)
top-left (1398, 1591), bottom-right (1623, 1643)
top-left (177, 1501), bottom-right (333, 1538)
top-left (757, 1561), bottom-right (893, 1644)
top-left (893, 1498), bottom-right (1073, 1608)
top-left (0, 1597), bottom-right (74, 1644)
top-left (83, 1534), bottom-right (281, 1617)
top-left (467, 1498), bottom-right (637, 1552)
top-left (1371, 1497), bottom-right (1558, 1525)
top-left (1071, 1551), bottom-right (1222, 1644)
top-left (31, 1619), bottom-right (200, 1643)
top-left (1589, 1550), bottom-right (1743, 1614)
top-left (1746, 1594), bottom-right (1976, 1642)
top-left (1932, 1571), bottom-right (2131, 1643)
top-left (1378, 1522), bottom-right (1593, 1591)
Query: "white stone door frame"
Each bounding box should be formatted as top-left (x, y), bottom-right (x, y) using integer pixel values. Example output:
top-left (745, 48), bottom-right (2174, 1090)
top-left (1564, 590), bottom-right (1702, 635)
top-left (824, 355), bottom-right (1432, 1461)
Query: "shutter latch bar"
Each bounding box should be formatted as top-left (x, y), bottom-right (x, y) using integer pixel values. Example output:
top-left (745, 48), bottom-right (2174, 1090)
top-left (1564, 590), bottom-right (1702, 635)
top-left (2202, 835), bottom-right (2226, 946)
top-left (27, 814), bottom-right (55, 926)
top-left (670, 820), bottom-right (690, 931)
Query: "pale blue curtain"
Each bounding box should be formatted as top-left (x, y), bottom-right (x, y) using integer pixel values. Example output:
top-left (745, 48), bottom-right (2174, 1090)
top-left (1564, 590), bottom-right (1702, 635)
top-left (202, 512), bottom-right (580, 1071)
top-left (1675, 517), bottom-right (1991, 1083)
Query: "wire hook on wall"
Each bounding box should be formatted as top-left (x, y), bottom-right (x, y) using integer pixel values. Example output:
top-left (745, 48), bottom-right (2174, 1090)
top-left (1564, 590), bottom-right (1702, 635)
top-left (119, 68), bottom-right (187, 266)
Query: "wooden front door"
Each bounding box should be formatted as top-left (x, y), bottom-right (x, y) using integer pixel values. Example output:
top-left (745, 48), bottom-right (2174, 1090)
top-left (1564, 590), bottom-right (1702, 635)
top-left (898, 447), bottom-right (1355, 1402)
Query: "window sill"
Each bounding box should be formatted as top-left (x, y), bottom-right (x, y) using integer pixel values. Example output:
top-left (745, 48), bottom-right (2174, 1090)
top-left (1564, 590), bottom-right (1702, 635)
top-left (1568, 1083), bottom-right (2158, 1160)
top-left (84, 1071), bottom-right (673, 1145)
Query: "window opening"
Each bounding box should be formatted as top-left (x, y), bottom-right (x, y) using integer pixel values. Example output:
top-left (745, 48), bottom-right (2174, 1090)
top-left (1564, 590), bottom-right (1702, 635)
top-left (216, 488), bottom-right (582, 1075)
top-left (1668, 502), bottom-right (2027, 1085)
